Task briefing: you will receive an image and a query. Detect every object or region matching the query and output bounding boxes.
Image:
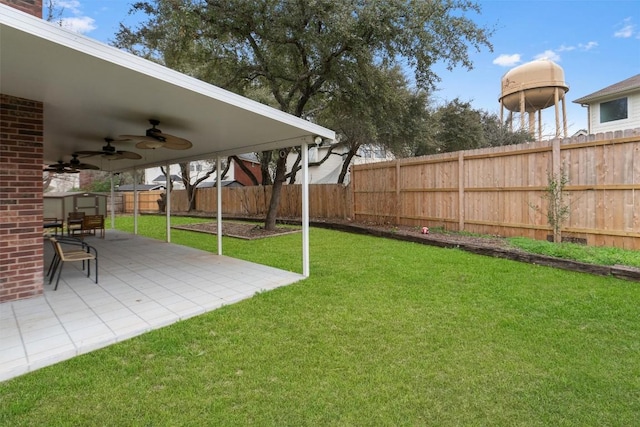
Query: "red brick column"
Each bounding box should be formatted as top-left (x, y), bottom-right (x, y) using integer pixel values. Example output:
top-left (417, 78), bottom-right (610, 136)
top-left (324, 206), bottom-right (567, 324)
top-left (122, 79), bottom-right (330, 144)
top-left (0, 0), bottom-right (42, 17)
top-left (0, 94), bottom-right (44, 302)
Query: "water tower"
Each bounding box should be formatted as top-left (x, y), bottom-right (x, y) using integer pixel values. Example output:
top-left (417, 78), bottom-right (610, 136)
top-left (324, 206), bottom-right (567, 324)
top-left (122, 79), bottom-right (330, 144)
top-left (499, 59), bottom-right (569, 140)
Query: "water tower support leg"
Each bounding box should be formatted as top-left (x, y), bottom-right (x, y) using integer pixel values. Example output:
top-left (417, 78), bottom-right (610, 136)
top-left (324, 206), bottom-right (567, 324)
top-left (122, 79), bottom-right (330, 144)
top-left (562, 96), bottom-right (568, 138)
top-left (554, 87), bottom-right (561, 137)
top-left (528, 111), bottom-right (535, 137)
top-left (538, 110), bottom-right (542, 141)
top-left (519, 91), bottom-right (526, 131)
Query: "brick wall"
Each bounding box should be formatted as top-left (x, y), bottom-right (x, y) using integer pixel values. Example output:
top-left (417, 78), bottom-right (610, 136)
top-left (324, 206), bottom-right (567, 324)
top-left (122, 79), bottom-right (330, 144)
top-left (0, 0), bottom-right (42, 17)
top-left (234, 158), bottom-right (261, 186)
top-left (0, 94), bottom-right (44, 302)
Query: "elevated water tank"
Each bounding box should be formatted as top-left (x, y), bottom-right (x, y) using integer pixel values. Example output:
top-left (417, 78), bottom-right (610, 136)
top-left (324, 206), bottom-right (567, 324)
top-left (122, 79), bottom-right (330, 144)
top-left (499, 59), bottom-right (569, 139)
top-left (500, 59), bottom-right (568, 111)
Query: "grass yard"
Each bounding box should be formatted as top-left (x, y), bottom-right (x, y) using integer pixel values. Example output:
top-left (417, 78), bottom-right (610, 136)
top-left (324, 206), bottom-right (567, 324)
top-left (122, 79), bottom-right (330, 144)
top-left (1, 216), bottom-right (639, 425)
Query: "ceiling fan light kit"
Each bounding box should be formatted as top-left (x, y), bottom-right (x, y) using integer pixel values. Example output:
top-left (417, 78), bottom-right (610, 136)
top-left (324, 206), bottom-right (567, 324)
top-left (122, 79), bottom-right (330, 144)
top-left (119, 119), bottom-right (193, 150)
top-left (75, 138), bottom-right (143, 161)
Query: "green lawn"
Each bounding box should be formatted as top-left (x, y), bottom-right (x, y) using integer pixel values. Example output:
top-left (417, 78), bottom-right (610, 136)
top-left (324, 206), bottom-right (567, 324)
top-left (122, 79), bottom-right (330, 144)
top-left (1, 216), bottom-right (639, 426)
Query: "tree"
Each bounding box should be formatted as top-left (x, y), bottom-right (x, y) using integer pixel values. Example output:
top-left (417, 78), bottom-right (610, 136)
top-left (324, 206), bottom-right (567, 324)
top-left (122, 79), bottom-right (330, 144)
top-left (115, 0), bottom-right (493, 229)
top-left (433, 98), bottom-right (486, 153)
top-left (80, 171), bottom-right (143, 192)
top-left (179, 159), bottom-right (228, 212)
top-left (480, 110), bottom-right (534, 147)
top-left (428, 99), bottom-right (534, 154)
top-left (316, 66), bottom-right (431, 183)
top-left (44, 0), bottom-right (64, 25)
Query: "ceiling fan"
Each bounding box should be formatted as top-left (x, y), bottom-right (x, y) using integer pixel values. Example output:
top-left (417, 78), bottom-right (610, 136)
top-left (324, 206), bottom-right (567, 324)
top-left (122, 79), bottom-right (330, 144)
top-left (119, 119), bottom-right (192, 150)
top-left (44, 160), bottom-right (79, 174)
top-left (44, 154), bottom-right (99, 174)
top-left (75, 138), bottom-right (142, 160)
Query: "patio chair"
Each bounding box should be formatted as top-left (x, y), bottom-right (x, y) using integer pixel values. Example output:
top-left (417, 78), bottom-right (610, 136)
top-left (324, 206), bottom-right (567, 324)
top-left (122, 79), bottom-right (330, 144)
top-left (48, 236), bottom-right (98, 290)
top-left (67, 211), bottom-right (85, 237)
top-left (82, 214), bottom-right (105, 238)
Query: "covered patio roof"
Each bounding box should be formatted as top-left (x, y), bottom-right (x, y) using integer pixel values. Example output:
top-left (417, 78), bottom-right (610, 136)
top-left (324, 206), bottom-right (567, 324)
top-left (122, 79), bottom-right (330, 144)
top-left (0, 4), bottom-right (334, 172)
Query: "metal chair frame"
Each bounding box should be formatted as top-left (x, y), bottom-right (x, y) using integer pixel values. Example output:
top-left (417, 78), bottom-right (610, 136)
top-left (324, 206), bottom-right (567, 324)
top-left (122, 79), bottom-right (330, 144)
top-left (48, 237), bottom-right (98, 290)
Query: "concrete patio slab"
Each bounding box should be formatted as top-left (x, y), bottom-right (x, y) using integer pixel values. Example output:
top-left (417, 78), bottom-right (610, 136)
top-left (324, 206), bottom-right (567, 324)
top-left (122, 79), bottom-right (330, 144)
top-left (0, 230), bottom-right (304, 382)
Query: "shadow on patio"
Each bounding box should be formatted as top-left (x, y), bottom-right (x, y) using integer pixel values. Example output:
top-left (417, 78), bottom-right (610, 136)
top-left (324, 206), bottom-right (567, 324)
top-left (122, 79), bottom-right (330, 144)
top-left (0, 230), bottom-right (304, 382)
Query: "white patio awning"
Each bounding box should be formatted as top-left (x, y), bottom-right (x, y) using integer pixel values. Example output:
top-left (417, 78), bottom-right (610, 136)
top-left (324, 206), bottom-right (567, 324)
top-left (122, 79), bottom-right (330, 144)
top-left (0, 4), bottom-right (334, 172)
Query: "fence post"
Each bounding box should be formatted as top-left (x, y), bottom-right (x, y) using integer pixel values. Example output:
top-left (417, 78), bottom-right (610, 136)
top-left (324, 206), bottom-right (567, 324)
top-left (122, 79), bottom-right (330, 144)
top-left (458, 151), bottom-right (465, 231)
top-left (396, 160), bottom-right (401, 224)
top-left (351, 165), bottom-right (356, 221)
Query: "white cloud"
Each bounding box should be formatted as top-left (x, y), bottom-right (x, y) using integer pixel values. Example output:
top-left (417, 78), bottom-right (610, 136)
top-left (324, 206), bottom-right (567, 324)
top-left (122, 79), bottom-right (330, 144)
top-left (60, 16), bottom-right (97, 34)
top-left (493, 54), bottom-right (521, 67)
top-left (557, 44), bottom-right (575, 52)
top-left (579, 41), bottom-right (598, 51)
top-left (57, 0), bottom-right (82, 15)
top-left (614, 17), bottom-right (636, 38)
top-left (534, 50), bottom-right (561, 62)
top-left (46, 1), bottom-right (97, 34)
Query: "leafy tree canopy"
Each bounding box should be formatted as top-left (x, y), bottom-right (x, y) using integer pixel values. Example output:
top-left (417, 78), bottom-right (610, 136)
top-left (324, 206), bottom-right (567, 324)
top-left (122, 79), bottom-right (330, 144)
top-left (116, 0), bottom-right (493, 116)
top-left (419, 98), bottom-right (534, 155)
top-left (115, 0), bottom-right (493, 227)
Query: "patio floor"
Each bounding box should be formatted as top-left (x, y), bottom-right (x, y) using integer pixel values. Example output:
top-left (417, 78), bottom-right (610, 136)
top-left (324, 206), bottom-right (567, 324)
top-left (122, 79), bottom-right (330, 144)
top-left (0, 230), bottom-right (304, 382)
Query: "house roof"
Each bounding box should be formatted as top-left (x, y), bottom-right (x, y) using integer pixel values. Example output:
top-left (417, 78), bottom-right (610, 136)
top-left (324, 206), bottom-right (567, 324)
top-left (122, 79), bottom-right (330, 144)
top-left (116, 184), bottom-right (165, 192)
top-left (573, 74), bottom-right (640, 104)
top-left (152, 174), bottom-right (182, 183)
top-left (0, 5), bottom-right (334, 173)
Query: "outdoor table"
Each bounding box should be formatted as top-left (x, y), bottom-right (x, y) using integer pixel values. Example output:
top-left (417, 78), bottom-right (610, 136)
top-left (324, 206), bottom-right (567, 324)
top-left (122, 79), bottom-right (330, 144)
top-left (43, 219), bottom-right (63, 236)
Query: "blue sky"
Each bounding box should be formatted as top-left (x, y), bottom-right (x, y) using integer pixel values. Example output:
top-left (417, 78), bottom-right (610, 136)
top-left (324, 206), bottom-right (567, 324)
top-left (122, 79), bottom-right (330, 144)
top-left (48, 0), bottom-right (640, 137)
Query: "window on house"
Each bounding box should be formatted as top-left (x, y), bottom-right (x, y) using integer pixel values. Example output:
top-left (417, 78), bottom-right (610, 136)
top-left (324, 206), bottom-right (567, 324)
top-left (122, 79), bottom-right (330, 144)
top-left (600, 97), bottom-right (628, 123)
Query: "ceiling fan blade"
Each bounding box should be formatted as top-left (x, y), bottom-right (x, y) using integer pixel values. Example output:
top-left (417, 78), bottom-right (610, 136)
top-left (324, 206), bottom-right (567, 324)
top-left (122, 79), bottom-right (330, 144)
top-left (121, 120), bottom-right (192, 150)
top-left (132, 135), bottom-right (192, 150)
top-left (117, 151), bottom-right (143, 160)
top-left (44, 167), bottom-right (79, 174)
top-left (159, 134), bottom-right (192, 150)
top-left (75, 150), bottom-right (104, 157)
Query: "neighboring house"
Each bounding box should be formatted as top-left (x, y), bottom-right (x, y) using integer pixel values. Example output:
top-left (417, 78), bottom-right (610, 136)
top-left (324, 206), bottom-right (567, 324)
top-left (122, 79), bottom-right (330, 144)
top-left (144, 154), bottom-right (260, 188)
top-left (573, 74), bottom-right (640, 134)
top-left (45, 173), bottom-right (79, 192)
top-left (151, 173), bottom-right (184, 190)
top-left (116, 184), bottom-right (165, 191)
top-left (287, 142), bottom-right (394, 184)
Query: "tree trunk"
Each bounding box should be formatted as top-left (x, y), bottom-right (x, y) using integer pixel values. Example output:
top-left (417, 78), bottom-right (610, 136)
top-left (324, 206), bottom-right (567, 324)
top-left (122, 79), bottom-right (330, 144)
top-left (288, 151), bottom-right (301, 184)
top-left (260, 151), bottom-right (273, 185)
top-left (231, 155), bottom-right (259, 185)
top-left (264, 149), bottom-right (289, 230)
top-left (338, 149), bottom-right (357, 184)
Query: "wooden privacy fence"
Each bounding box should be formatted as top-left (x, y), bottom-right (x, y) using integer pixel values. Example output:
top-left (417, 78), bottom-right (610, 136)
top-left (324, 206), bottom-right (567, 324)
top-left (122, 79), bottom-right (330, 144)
top-left (164, 184), bottom-right (352, 219)
top-left (352, 130), bottom-right (640, 249)
top-left (122, 190), bottom-right (165, 213)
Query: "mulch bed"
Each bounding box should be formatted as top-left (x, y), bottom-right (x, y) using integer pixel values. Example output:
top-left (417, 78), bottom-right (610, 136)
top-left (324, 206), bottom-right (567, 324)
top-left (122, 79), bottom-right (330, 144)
top-left (172, 221), bottom-right (300, 240)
